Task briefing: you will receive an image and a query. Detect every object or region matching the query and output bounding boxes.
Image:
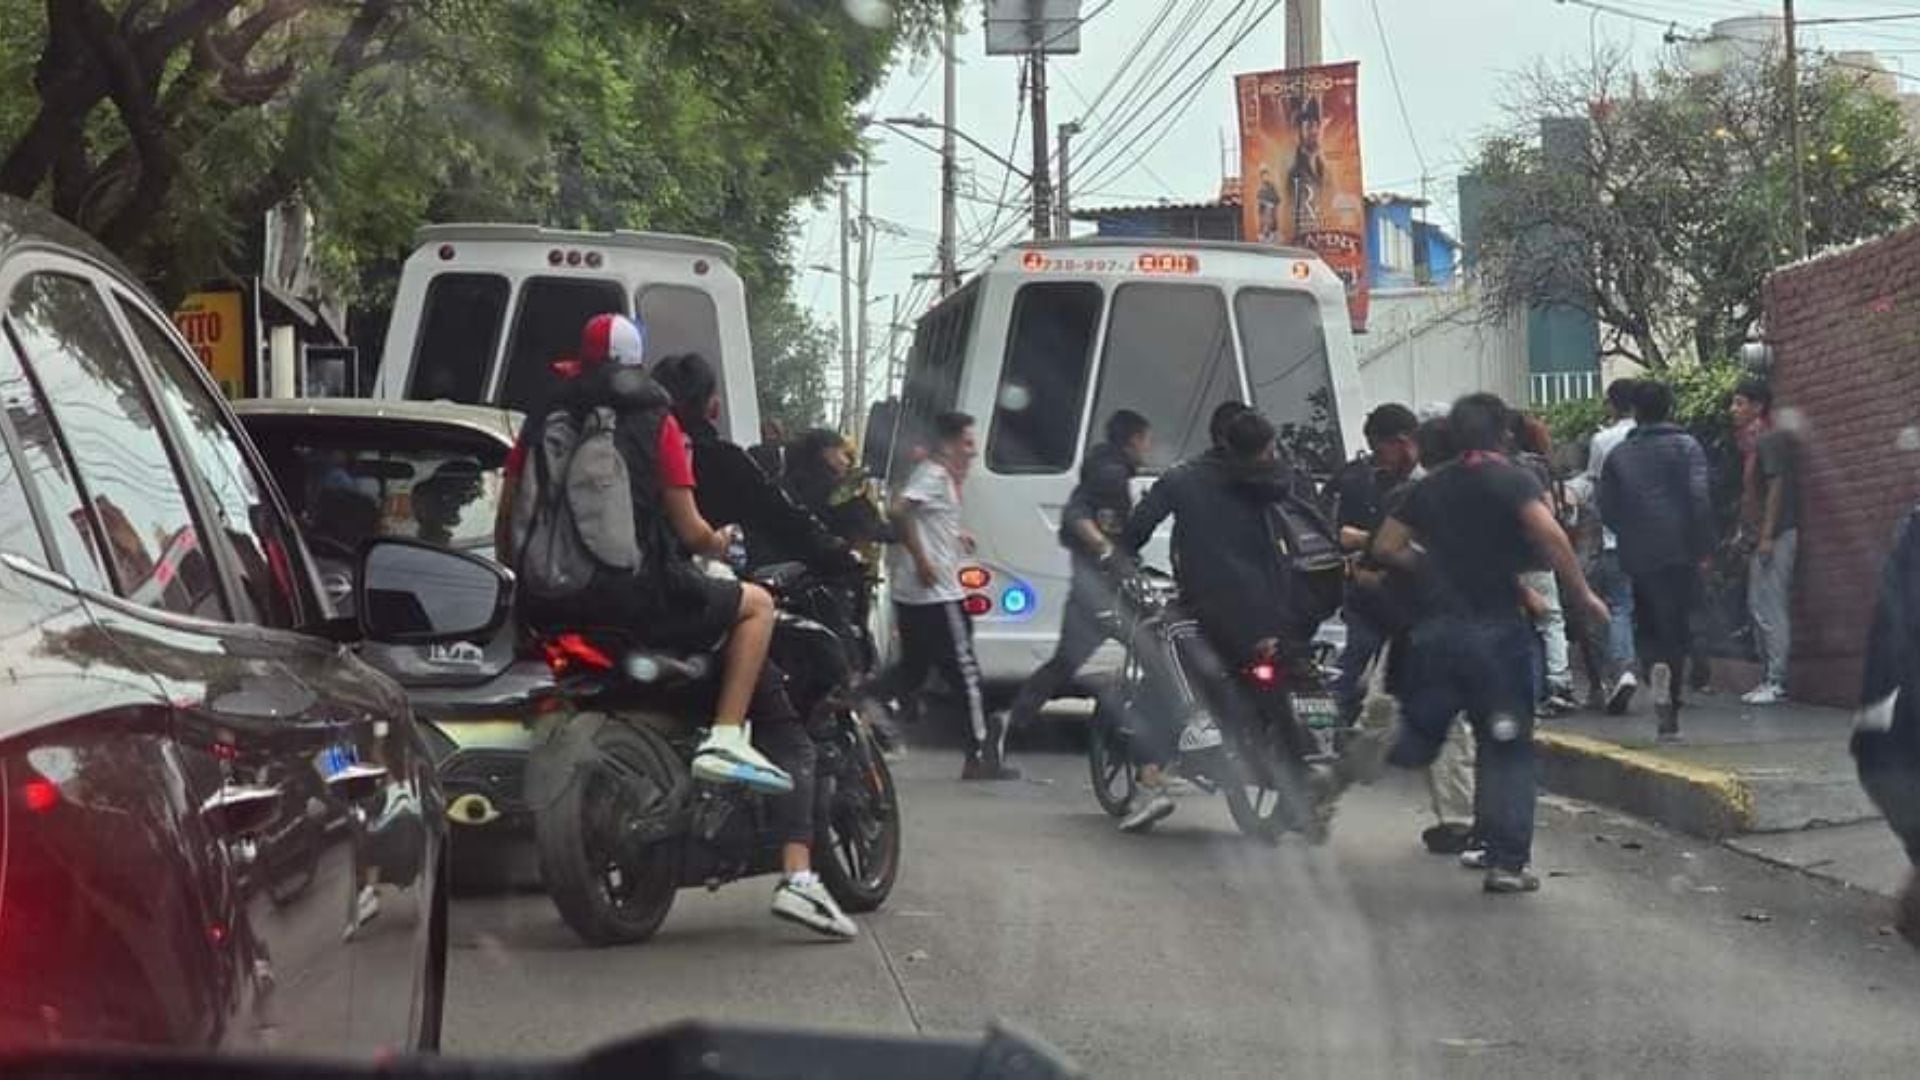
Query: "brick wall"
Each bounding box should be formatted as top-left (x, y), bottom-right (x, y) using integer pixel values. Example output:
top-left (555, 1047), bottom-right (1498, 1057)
top-left (1764, 226), bottom-right (1920, 705)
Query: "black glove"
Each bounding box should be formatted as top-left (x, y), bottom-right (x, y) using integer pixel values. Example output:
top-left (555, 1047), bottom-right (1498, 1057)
top-left (1097, 547), bottom-right (1137, 581)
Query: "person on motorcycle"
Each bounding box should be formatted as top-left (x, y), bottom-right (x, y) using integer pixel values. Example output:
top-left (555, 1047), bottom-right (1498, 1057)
top-left (646, 350), bottom-right (862, 938)
top-left (1004, 409), bottom-right (1153, 733)
top-left (650, 353), bottom-right (864, 580)
top-left (783, 427), bottom-right (895, 672)
top-left (498, 313), bottom-right (799, 803)
top-left (1117, 409), bottom-right (1330, 832)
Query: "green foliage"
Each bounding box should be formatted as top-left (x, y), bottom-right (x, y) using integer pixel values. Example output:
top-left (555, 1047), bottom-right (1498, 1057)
top-left (1538, 396), bottom-right (1609, 449)
top-left (0, 0), bottom-right (947, 419)
top-left (1471, 47), bottom-right (1920, 369)
top-left (749, 292), bottom-right (833, 433)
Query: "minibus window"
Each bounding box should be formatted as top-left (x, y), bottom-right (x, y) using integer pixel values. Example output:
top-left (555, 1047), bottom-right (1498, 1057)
top-left (638, 285), bottom-right (723, 365)
top-left (1237, 288), bottom-right (1341, 477)
top-left (498, 277), bottom-right (627, 411)
top-left (407, 273), bottom-right (509, 403)
top-left (988, 282), bottom-right (1102, 474)
top-left (889, 282), bottom-right (977, 486)
top-left (1085, 282), bottom-right (1237, 472)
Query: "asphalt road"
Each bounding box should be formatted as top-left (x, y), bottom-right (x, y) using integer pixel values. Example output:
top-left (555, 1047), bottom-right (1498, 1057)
top-left (446, 744), bottom-right (1920, 1079)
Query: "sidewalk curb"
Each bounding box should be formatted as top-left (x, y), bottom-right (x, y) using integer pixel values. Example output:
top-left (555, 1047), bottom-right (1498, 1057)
top-left (1536, 731), bottom-right (1754, 839)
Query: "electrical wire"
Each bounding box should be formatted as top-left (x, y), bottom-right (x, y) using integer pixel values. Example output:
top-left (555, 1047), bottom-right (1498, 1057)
top-left (1369, 0), bottom-right (1428, 184)
top-left (1070, 0), bottom-right (1227, 176)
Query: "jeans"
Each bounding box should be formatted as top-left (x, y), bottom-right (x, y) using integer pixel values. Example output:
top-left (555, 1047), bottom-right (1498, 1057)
top-left (1009, 575), bottom-right (1119, 728)
top-left (1335, 611), bottom-right (1387, 725)
top-left (1388, 615), bottom-right (1538, 871)
top-left (1520, 569), bottom-right (1571, 694)
top-left (1748, 528), bottom-right (1798, 688)
top-left (1632, 565), bottom-right (1698, 713)
top-left (1590, 549), bottom-right (1637, 679)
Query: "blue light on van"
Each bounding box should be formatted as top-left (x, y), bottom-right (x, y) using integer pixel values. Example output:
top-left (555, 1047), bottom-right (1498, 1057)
top-left (1002, 583), bottom-right (1034, 616)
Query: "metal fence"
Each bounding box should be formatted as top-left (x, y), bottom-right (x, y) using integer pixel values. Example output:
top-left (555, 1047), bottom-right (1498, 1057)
top-left (1529, 369), bottom-right (1600, 406)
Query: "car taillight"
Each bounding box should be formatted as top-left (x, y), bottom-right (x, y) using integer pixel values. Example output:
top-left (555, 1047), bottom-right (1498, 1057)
top-left (21, 776), bottom-right (58, 813)
top-left (542, 633), bottom-right (613, 675)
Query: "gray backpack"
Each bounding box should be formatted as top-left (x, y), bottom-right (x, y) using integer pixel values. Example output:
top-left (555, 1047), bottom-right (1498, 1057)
top-left (511, 405), bottom-right (645, 600)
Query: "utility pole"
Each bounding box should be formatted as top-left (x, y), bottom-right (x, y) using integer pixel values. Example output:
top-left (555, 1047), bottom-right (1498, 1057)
top-left (1783, 0), bottom-right (1809, 260)
top-left (883, 294), bottom-right (903, 399)
top-left (1055, 121), bottom-right (1080, 237)
top-left (1028, 1), bottom-right (1054, 239)
top-left (1285, 0), bottom-right (1322, 67)
top-left (837, 179), bottom-right (853, 433)
top-left (855, 161), bottom-right (872, 431)
top-left (939, 3), bottom-right (960, 294)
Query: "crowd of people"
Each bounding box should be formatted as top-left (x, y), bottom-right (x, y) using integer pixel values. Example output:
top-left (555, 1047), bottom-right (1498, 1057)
top-left (494, 308), bottom-right (1920, 924)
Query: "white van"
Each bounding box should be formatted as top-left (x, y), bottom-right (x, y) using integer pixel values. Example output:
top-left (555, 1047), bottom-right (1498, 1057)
top-left (372, 224), bottom-right (760, 442)
top-left (875, 239), bottom-right (1365, 691)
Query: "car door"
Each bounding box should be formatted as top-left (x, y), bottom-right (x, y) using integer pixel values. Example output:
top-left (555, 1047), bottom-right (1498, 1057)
top-left (107, 290), bottom-right (442, 1055)
top-left (0, 259), bottom-right (400, 1052)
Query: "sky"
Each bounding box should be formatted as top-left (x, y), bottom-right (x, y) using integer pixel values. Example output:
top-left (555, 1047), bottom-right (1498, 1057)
top-left (795, 0), bottom-right (1920, 411)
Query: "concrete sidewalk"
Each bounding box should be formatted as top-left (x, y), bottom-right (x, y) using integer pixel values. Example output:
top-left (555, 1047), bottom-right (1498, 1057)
top-left (1536, 692), bottom-right (1910, 898)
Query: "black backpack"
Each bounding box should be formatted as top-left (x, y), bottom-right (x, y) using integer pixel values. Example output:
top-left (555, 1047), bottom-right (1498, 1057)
top-left (1267, 488), bottom-right (1346, 636)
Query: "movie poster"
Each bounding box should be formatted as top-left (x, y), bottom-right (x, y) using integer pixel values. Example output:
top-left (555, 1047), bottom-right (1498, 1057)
top-left (1236, 62), bottom-right (1368, 331)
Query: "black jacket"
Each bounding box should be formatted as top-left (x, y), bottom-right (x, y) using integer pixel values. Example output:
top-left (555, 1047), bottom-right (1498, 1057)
top-left (1855, 506), bottom-right (1920, 858)
top-left (1599, 422), bottom-right (1713, 575)
top-left (679, 415), bottom-right (858, 576)
top-left (1060, 442), bottom-right (1136, 566)
top-left (1122, 452), bottom-right (1303, 661)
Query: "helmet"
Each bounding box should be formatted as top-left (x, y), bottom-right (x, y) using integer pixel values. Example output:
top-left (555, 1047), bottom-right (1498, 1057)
top-left (579, 313), bottom-right (646, 368)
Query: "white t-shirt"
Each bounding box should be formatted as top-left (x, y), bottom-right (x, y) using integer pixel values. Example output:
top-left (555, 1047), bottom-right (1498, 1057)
top-left (1586, 417), bottom-right (1636, 551)
top-left (888, 458), bottom-right (965, 606)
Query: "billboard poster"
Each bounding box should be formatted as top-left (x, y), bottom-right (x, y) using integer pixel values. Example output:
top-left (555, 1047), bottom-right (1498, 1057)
top-left (172, 290), bottom-right (247, 397)
top-left (1236, 62), bottom-right (1368, 331)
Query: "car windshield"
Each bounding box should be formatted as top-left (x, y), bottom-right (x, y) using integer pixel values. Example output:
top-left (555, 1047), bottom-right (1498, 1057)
top-left (242, 417), bottom-right (506, 556)
top-left (11, 1), bottom-right (1920, 1076)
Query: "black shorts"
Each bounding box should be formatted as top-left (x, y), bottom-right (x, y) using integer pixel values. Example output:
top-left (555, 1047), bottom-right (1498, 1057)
top-left (524, 570), bottom-right (740, 652)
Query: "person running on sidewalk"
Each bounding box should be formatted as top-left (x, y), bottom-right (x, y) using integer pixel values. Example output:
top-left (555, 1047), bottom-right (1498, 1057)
top-left (1730, 378), bottom-right (1801, 706)
top-left (1374, 393), bottom-right (1608, 894)
top-left (1600, 380), bottom-right (1713, 741)
top-left (1326, 403), bottom-right (1421, 726)
top-left (1005, 410), bottom-right (1153, 731)
top-left (1510, 412), bottom-right (1578, 717)
top-left (869, 411), bottom-right (1018, 780)
top-left (1579, 378), bottom-right (1642, 714)
top-left (1853, 501), bottom-right (1920, 947)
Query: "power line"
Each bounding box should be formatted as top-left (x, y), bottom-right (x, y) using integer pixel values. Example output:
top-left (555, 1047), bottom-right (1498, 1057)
top-left (1369, 0), bottom-right (1428, 182)
top-left (1076, 0), bottom-right (1286, 197)
top-left (1071, 0), bottom-right (1227, 176)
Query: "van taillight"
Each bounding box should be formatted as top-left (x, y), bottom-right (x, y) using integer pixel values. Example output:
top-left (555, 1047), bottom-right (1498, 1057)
top-left (437, 244), bottom-right (455, 260)
top-left (548, 248), bottom-right (565, 266)
top-left (586, 251), bottom-right (603, 268)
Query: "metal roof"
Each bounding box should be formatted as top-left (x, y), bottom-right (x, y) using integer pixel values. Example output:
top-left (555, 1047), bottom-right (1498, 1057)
top-left (231, 397), bottom-right (522, 444)
top-left (413, 223), bottom-right (737, 266)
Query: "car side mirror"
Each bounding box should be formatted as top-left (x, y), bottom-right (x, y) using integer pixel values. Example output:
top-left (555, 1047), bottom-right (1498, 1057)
top-left (356, 539), bottom-right (511, 645)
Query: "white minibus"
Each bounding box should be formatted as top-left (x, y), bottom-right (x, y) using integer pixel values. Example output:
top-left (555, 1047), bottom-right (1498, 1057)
top-left (372, 223), bottom-right (760, 442)
top-left (874, 239), bottom-right (1365, 692)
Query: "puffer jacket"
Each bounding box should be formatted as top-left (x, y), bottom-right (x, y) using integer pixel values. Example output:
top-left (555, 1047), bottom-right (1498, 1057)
top-left (1598, 422), bottom-right (1713, 576)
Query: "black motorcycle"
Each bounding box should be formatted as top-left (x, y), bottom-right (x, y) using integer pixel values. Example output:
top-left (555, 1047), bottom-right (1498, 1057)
top-left (1086, 570), bottom-right (1343, 844)
top-left (521, 563), bottom-right (901, 946)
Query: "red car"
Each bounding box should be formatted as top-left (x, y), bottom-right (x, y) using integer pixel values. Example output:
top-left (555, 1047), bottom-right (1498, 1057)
top-left (0, 195), bottom-right (508, 1054)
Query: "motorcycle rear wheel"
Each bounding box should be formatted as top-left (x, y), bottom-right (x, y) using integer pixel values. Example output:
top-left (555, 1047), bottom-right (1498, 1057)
top-left (817, 732), bottom-right (901, 913)
top-left (1221, 718), bottom-right (1323, 847)
top-left (533, 716), bottom-right (682, 946)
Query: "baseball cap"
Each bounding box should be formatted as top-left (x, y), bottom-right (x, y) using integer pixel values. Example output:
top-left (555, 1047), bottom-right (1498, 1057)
top-left (579, 313), bottom-right (647, 368)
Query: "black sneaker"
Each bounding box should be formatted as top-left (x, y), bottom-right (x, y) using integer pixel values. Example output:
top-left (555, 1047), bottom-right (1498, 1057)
top-left (1656, 704), bottom-right (1681, 743)
top-left (1422, 822), bottom-right (1475, 855)
top-left (1483, 867), bottom-right (1541, 894)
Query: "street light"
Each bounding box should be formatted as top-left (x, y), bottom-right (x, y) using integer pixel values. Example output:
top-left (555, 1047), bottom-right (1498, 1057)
top-left (880, 114), bottom-right (1032, 182)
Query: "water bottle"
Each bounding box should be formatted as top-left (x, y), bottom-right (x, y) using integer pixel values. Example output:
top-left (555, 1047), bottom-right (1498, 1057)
top-left (723, 525), bottom-right (748, 573)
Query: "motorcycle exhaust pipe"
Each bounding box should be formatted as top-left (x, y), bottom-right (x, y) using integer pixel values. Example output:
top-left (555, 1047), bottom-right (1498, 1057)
top-left (447, 793), bottom-right (501, 826)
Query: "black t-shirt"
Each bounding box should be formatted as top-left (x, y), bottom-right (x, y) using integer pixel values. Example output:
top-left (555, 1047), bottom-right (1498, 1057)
top-left (1329, 455), bottom-right (1408, 535)
top-left (1392, 457), bottom-right (1543, 619)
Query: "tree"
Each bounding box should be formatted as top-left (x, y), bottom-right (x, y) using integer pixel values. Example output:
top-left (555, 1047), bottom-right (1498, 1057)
top-left (1468, 46), bottom-right (1920, 369)
top-left (749, 292), bottom-right (833, 434)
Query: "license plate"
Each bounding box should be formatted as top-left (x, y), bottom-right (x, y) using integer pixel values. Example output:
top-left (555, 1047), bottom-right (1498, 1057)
top-left (1291, 695), bottom-right (1339, 725)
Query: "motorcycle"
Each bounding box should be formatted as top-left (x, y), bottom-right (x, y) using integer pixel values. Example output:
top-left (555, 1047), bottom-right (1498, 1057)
top-left (521, 562), bottom-right (902, 946)
top-left (1085, 569), bottom-right (1343, 844)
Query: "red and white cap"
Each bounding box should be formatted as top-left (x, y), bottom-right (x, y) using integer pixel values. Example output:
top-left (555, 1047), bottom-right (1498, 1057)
top-left (579, 313), bottom-right (646, 368)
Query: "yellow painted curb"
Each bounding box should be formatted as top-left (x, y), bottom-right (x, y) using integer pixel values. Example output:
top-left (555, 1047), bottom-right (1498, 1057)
top-left (1536, 730), bottom-right (1755, 832)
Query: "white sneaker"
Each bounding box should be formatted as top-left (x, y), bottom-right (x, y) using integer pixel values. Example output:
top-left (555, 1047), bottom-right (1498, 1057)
top-left (1649, 663), bottom-right (1673, 710)
top-left (771, 872), bottom-right (857, 940)
top-left (1459, 847), bottom-right (1490, 871)
top-left (1606, 671), bottom-right (1638, 715)
top-left (1119, 787), bottom-right (1176, 833)
top-left (693, 724), bottom-right (794, 794)
top-left (1741, 683), bottom-right (1786, 706)
top-left (1177, 713), bottom-right (1224, 753)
